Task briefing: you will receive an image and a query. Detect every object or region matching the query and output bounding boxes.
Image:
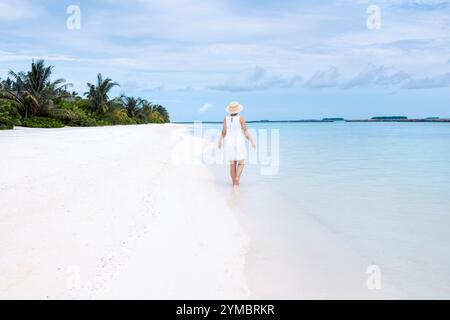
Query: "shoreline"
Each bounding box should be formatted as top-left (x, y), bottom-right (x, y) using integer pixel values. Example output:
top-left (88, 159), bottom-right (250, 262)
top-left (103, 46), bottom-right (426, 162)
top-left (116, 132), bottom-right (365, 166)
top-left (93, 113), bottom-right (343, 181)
top-left (0, 124), bottom-right (249, 299)
top-left (209, 164), bottom-right (403, 299)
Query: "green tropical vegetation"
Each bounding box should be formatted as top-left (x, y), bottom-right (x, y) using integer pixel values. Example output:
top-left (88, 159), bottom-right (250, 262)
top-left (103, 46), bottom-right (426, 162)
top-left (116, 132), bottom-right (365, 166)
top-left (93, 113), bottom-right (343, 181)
top-left (0, 102), bottom-right (17, 130)
top-left (0, 60), bottom-right (170, 130)
top-left (21, 116), bottom-right (65, 128)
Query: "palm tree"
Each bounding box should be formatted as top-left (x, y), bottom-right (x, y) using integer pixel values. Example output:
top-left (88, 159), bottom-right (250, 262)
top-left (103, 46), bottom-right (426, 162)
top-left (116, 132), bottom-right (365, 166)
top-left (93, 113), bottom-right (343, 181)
top-left (0, 60), bottom-right (71, 118)
top-left (0, 77), bottom-right (13, 91)
top-left (1, 72), bottom-right (35, 118)
top-left (134, 100), bottom-right (152, 123)
top-left (134, 100), bottom-right (170, 123)
top-left (119, 95), bottom-right (144, 118)
top-left (154, 104), bottom-right (170, 122)
top-left (85, 74), bottom-right (119, 115)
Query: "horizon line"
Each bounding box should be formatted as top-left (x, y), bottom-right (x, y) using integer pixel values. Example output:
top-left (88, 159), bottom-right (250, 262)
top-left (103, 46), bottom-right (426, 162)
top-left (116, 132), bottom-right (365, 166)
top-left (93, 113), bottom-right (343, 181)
top-left (173, 117), bottom-right (450, 124)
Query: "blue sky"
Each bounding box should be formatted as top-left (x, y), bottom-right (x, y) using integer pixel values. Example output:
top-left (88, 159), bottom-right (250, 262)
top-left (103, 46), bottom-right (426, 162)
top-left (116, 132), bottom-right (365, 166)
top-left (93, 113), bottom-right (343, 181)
top-left (0, 0), bottom-right (449, 121)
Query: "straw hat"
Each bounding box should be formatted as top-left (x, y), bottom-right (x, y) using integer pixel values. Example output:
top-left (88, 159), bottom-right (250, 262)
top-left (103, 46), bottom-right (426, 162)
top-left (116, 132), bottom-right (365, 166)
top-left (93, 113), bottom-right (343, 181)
top-left (225, 101), bottom-right (244, 114)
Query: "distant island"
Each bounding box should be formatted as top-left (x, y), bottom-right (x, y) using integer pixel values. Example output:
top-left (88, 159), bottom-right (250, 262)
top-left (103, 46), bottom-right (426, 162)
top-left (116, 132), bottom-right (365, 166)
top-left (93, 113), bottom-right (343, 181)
top-left (372, 116), bottom-right (408, 120)
top-left (347, 116), bottom-right (450, 123)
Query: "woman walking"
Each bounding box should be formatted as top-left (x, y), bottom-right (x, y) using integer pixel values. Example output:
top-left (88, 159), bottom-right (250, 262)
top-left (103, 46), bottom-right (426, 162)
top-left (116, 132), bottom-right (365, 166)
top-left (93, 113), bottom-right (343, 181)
top-left (218, 101), bottom-right (256, 187)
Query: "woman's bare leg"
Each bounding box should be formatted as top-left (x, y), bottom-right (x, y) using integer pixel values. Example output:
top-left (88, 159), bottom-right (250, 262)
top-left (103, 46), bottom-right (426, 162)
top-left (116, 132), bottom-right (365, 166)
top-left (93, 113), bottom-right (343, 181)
top-left (235, 160), bottom-right (245, 186)
top-left (230, 161), bottom-right (237, 185)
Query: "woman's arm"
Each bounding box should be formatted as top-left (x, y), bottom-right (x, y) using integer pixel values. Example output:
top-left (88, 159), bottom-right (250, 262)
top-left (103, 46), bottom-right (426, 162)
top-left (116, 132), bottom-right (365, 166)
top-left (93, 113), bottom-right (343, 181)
top-left (218, 117), bottom-right (227, 149)
top-left (240, 116), bottom-right (256, 149)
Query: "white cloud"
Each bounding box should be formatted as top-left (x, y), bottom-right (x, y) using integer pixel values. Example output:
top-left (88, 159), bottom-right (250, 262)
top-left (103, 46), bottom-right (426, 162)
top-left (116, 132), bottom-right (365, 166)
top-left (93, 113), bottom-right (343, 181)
top-left (302, 65), bottom-right (450, 89)
top-left (0, 0), bottom-right (38, 21)
top-left (305, 67), bottom-right (340, 88)
top-left (199, 103), bottom-right (213, 113)
top-left (343, 66), bottom-right (412, 88)
top-left (402, 72), bottom-right (450, 89)
top-left (1, 0), bottom-right (449, 96)
top-left (209, 66), bottom-right (302, 92)
top-left (121, 81), bottom-right (166, 92)
top-left (0, 50), bottom-right (80, 62)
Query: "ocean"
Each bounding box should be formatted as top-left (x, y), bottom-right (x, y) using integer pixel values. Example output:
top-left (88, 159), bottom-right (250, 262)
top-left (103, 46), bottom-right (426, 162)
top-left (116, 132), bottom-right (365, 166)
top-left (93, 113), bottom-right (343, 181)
top-left (197, 122), bottom-right (450, 299)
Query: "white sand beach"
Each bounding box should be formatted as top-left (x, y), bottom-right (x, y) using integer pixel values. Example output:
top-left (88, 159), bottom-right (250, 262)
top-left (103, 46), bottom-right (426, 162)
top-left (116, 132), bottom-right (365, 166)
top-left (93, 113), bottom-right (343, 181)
top-left (1, 124), bottom-right (405, 300)
top-left (0, 125), bottom-right (249, 299)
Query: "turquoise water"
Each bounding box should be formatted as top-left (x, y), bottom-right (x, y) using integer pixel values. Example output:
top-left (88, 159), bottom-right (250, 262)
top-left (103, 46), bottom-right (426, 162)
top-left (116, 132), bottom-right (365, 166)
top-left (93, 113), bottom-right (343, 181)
top-left (201, 122), bottom-right (450, 298)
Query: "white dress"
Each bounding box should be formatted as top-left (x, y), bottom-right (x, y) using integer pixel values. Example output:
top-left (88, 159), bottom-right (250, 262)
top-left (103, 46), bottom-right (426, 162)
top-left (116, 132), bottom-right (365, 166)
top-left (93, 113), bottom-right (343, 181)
top-left (225, 115), bottom-right (247, 161)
